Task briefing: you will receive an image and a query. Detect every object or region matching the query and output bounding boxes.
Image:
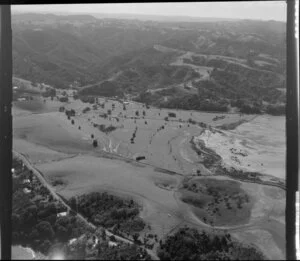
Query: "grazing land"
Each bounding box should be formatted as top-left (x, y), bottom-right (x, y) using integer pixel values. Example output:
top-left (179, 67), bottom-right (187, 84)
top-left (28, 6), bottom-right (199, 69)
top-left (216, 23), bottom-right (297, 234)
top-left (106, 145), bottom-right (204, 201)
top-left (11, 12), bottom-right (286, 260)
top-left (12, 88), bottom-right (285, 259)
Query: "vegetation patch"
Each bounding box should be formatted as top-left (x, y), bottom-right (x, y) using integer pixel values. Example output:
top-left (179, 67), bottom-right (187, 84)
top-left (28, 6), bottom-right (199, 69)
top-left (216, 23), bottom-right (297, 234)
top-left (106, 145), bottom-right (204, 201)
top-left (69, 192), bottom-right (146, 238)
top-left (95, 124), bottom-right (118, 134)
top-left (157, 227), bottom-right (265, 260)
top-left (217, 119), bottom-right (248, 130)
top-left (12, 158), bottom-right (89, 255)
top-left (179, 178), bottom-right (253, 226)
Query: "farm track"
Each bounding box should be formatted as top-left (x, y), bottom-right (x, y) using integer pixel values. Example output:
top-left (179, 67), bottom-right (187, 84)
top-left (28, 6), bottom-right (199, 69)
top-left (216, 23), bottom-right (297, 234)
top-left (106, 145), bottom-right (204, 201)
top-left (13, 150), bottom-right (159, 260)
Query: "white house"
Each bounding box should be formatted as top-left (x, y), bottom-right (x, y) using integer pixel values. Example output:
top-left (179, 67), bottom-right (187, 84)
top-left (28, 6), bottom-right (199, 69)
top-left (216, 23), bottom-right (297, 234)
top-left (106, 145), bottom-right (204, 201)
top-left (22, 179), bottom-right (30, 184)
top-left (23, 188), bottom-right (31, 194)
top-left (108, 241), bottom-right (118, 247)
top-left (57, 211), bottom-right (68, 217)
top-left (68, 238), bottom-right (77, 246)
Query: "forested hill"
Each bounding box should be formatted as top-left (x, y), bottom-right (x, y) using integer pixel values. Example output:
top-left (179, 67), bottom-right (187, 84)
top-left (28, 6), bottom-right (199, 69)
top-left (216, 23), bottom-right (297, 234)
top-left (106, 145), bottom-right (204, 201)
top-left (12, 13), bottom-right (286, 114)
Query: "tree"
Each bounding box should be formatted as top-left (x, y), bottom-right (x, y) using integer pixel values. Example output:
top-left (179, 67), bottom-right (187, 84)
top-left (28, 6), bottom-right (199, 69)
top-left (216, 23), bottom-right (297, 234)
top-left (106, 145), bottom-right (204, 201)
top-left (91, 134), bottom-right (94, 139)
top-left (101, 228), bottom-right (106, 241)
top-left (40, 240), bottom-right (52, 254)
top-left (135, 111), bottom-right (139, 117)
top-left (93, 139), bottom-right (98, 148)
top-left (168, 112), bottom-right (176, 118)
top-left (71, 119), bottom-right (75, 125)
top-left (133, 233), bottom-right (139, 243)
top-left (143, 111), bottom-right (146, 116)
top-left (59, 96), bottom-right (69, 102)
top-left (36, 221), bottom-right (54, 240)
top-left (69, 197), bottom-right (77, 210)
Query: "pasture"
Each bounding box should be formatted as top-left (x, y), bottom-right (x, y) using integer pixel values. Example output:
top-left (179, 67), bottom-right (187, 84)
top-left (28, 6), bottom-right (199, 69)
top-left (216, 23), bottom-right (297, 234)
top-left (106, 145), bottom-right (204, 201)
top-left (12, 90), bottom-right (285, 259)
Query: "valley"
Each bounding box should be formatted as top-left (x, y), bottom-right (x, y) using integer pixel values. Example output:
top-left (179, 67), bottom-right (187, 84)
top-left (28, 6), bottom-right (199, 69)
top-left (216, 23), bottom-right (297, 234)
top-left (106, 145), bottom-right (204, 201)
top-left (12, 81), bottom-right (285, 259)
top-left (11, 11), bottom-right (286, 261)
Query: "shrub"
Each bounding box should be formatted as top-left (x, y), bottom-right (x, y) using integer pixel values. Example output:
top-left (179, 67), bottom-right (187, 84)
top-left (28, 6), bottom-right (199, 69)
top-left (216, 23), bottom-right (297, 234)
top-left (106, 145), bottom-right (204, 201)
top-left (92, 140), bottom-right (98, 148)
top-left (168, 112), bottom-right (176, 118)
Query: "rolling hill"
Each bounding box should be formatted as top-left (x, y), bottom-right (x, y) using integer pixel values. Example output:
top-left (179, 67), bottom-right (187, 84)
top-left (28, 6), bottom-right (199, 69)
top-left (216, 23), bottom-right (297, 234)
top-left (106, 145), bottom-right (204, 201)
top-left (12, 13), bottom-right (286, 114)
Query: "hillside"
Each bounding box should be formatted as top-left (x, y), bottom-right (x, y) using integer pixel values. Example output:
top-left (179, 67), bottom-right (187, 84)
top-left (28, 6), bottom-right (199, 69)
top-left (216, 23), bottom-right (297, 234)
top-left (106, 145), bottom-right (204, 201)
top-left (12, 13), bottom-right (286, 114)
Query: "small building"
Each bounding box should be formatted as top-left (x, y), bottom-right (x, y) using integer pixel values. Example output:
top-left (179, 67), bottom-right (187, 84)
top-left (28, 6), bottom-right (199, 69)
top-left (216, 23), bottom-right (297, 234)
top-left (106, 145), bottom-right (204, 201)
top-left (108, 241), bottom-right (118, 247)
top-left (57, 211), bottom-right (68, 217)
top-left (23, 188), bottom-right (31, 194)
top-left (22, 179), bottom-right (30, 184)
top-left (92, 236), bottom-right (99, 249)
top-left (68, 238), bottom-right (77, 246)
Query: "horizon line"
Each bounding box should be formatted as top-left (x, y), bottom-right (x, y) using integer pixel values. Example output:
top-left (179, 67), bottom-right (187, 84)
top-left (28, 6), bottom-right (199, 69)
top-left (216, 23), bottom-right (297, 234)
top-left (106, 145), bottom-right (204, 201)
top-left (11, 10), bottom-right (286, 23)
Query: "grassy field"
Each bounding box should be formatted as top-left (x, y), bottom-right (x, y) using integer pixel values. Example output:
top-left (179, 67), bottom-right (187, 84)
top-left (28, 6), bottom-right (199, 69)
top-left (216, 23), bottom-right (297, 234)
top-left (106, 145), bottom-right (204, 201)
top-left (36, 154), bottom-right (185, 240)
top-left (12, 89), bottom-right (285, 259)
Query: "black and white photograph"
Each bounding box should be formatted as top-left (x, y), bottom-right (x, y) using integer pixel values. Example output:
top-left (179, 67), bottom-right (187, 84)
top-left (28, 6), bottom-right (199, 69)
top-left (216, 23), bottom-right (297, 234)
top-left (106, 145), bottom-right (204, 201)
top-left (0, 1), bottom-right (293, 260)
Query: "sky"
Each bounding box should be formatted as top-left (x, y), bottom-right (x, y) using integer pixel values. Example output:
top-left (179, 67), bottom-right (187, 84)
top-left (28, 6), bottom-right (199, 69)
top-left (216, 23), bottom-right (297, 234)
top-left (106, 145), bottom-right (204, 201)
top-left (12, 1), bottom-right (286, 22)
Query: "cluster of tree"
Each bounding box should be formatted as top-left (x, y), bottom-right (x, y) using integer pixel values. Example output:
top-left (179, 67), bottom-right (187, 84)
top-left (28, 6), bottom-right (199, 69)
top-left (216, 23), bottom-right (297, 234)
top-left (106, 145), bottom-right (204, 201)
top-left (69, 192), bottom-right (145, 236)
top-left (135, 60), bottom-right (285, 115)
top-left (79, 96), bottom-right (97, 104)
top-left (96, 243), bottom-right (151, 260)
top-left (59, 96), bottom-right (69, 102)
top-left (92, 139), bottom-right (98, 148)
top-left (12, 162), bottom-right (88, 255)
top-left (168, 112), bottom-right (176, 118)
top-left (239, 104), bottom-right (262, 114)
top-left (157, 228), bottom-right (265, 260)
top-left (67, 234), bottom-right (151, 260)
top-left (136, 91), bottom-right (229, 113)
top-left (213, 115), bottom-right (226, 121)
top-left (42, 87), bottom-right (56, 98)
top-left (265, 104), bottom-right (285, 116)
top-left (95, 124), bottom-right (117, 134)
top-left (82, 107), bottom-right (91, 113)
top-left (65, 109), bottom-right (76, 117)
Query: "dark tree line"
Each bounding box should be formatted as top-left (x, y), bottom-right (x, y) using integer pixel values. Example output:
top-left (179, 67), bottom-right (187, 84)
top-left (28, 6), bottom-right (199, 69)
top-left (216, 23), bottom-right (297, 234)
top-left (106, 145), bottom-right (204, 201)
top-left (157, 228), bottom-right (265, 260)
